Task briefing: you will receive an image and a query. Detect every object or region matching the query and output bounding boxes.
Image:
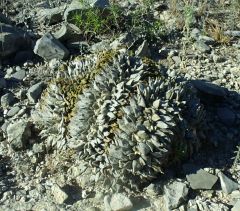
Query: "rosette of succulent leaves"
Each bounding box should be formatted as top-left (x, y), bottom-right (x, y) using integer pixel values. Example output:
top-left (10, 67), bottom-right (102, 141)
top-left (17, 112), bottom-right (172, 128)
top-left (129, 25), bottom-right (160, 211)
top-left (32, 48), bottom-right (205, 191)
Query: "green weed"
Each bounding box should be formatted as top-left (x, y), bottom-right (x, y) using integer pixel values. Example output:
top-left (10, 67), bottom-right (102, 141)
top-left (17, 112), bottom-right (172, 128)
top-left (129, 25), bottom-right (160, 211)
top-left (70, 0), bottom-right (165, 42)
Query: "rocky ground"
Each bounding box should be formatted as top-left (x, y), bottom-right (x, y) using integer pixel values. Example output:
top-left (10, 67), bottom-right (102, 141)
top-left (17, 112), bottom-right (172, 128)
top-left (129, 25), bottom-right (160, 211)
top-left (0, 0), bottom-right (240, 210)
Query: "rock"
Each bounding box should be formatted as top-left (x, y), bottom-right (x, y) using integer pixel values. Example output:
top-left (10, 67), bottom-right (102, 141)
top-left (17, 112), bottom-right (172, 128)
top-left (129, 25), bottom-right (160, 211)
top-left (163, 181), bottom-right (189, 210)
top-left (11, 68), bottom-right (26, 81)
top-left (186, 169), bottom-right (218, 190)
top-left (6, 120), bottom-right (31, 151)
top-left (195, 41), bottom-right (211, 53)
top-left (34, 33), bottom-right (69, 60)
top-left (217, 107), bottom-right (236, 126)
top-left (136, 40), bottom-right (151, 58)
top-left (6, 106), bottom-right (21, 117)
top-left (37, 6), bottom-right (66, 25)
top-left (1, 92), bottom-right (16, 108)
top-left (232, 200), bottom-right (240, 211)
top-left (218, 172), bottom-right (239, 194)
top-left (27, 82), bottom-right (44, 103)
top-left (191, 28), bottom-right (200, 40)
top-left (172, 56), bottom-right (181, 65)
top-left (53, 23), bottom-right (82, 42)
top-left (224, 30), bottom-right (240, 37)
top-left (109, 193), bottom-right (133, 211)
top-left (199, 35), bottom-right (215, 45)
top-left (104, 195), bottom-right (111, 211)
top-left (192, 80), bottom-right (226, 98)
top-left (90, 40), bottom-right (110, 53)
top-left (145, 183), bottom-right (161, 196)
top-left (51, 184), bottom-right (68, 204)
top-left (0, 23), bottom-right (32, 58)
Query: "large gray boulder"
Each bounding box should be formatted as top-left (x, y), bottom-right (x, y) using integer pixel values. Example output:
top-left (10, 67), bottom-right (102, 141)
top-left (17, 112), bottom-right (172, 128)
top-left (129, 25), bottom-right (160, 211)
top-left (0, 23), bottom-right (32, 58)
top-left (34, 33), bottom-right (69, 60)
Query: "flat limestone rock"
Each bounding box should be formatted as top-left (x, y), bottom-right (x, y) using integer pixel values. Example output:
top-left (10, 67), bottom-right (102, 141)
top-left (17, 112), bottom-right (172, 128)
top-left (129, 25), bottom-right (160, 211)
top-left (186, 169), bottom-right (218, 190)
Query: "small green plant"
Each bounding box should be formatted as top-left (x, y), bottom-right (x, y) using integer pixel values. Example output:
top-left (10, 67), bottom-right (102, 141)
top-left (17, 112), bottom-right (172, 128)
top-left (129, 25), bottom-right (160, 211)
top-left (70, 0), bottom-right (165, 43)
top-left (128, 3), bottom-right (165, 42)
top-left (70, 1), bottom-right (124, 39)
top-left (183, 1), bottom-right (195, 37)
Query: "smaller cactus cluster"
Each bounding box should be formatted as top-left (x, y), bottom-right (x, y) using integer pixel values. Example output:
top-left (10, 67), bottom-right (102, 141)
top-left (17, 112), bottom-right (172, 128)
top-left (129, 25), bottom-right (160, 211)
top-left (32, 48), bottom-right (205, 190)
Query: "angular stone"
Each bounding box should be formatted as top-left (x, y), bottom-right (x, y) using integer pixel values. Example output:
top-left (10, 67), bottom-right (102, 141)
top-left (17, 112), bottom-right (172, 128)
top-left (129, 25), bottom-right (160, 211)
top-left (53, 23), bottom-right (82, 42)
top-left (136, 40), bottom-right (151, 58)
top-left (110, 193), bottom-right (133, 211)
top-left (192, 80), bottom-right (226, 98)
top-left (1, 92), bottom-right (16, 108)
top-left (51, 184), bottom-right (68, 204)
top-left (199, 35), bottom-right (215, 45)
top-left (218, 172), bottom-right (239, 194)
top-left (11, 69), bottom-right (26, 81)
top-left (186, 169), bottom-right (218, 190)
top-left (27, 82), bottom-right (45, 103)
top-left (164, 181), bottom-right (189, 210)
top-left (224, 30), bottom-right (240, 37)
top-left (6, 106), bottom-right (21, 117)
top-left (195, 41), bottom-right (211, 53)
top-left (191, 28), bottom-right (200, 40)
top-left (34, 33), bottom-right (69, 60)
top-left (7, 120), bottom-right (31, 151)
top-left (232, 200), bottom-right (240, 211)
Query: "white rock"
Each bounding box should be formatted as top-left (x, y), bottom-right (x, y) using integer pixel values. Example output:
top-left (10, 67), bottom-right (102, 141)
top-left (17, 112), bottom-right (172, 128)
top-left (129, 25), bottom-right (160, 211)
top-left (232, 200), bottom-right (240, 211)
top-left (51, 184), bottom-right (68, 204)
top-left (110, 193), bottom-right (133, 211)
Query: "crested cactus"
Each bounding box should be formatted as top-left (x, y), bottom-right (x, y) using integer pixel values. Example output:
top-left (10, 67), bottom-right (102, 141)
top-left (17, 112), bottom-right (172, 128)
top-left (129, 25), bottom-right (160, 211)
top-left (32, 48), bottom-right (205, 190)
